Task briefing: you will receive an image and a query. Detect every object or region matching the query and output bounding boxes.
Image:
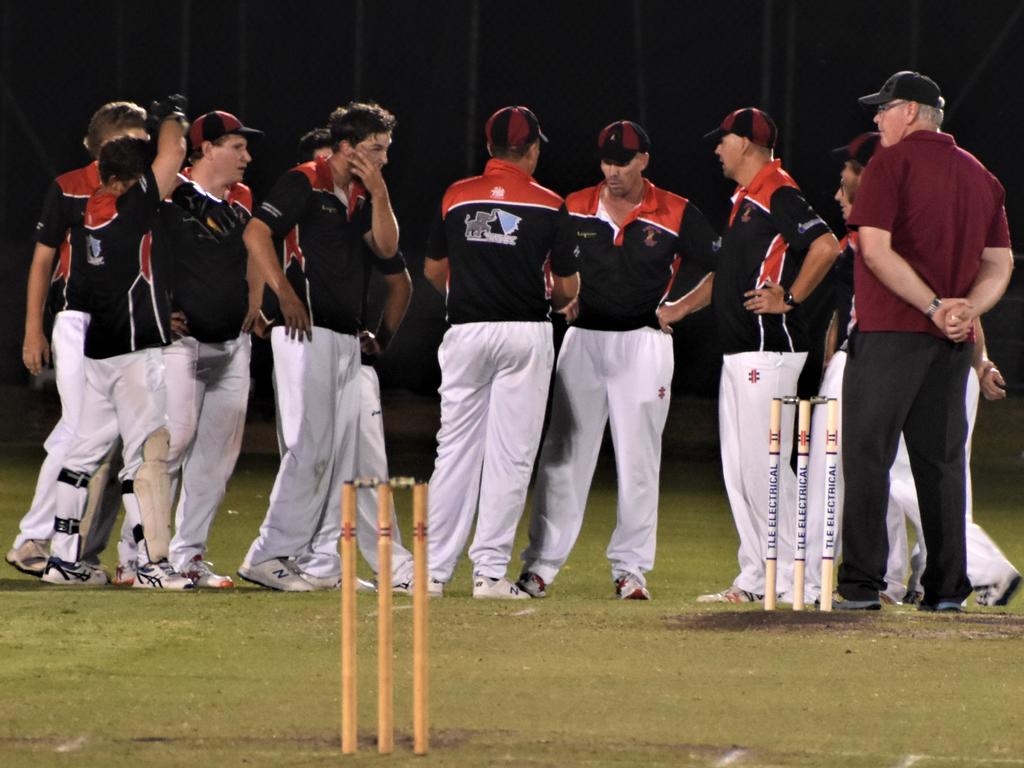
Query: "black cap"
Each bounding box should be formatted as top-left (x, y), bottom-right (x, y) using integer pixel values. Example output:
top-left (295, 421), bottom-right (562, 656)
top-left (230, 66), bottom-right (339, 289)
top-left (597, 120), bottom-right (650, 164)
top-left (831, 132), bottom-right (881, 167)
top-left (189, 111), bottom-right (264, 148)
top-left (704, 108), bottom-right (777, 149)
top-left (485, 106), bottom-right (547, 148)
top-left (858, 71), bottom-right (945, 109)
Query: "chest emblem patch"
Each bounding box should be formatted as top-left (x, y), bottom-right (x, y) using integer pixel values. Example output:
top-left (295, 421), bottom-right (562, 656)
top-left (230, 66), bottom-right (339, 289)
top-left (642, 225), bottom-right (660, 247)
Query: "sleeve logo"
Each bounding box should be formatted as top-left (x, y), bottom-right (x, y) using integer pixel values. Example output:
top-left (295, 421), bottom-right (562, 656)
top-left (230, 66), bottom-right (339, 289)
top-left (797, 217), bottom-right (824, 234)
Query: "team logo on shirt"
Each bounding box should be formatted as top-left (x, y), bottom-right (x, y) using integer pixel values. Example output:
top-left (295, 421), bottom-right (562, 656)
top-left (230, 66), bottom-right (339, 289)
top-left (86, 234), bottom-right (104, 266)
top-left (740, 203), bottom-right (754, 223)
top-left (489, 186), bottom-right (506, 199)
top-left (797, 217), bottom-right (825, 233)
top-left (642, 225), bottom-right (660, 247)
top-left (464, 208), bottom-right (522, 245)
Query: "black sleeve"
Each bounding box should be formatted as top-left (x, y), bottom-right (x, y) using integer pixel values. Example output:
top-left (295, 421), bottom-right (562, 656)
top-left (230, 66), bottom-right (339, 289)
top-left (769, 187), bottom-right (832, 251)
top-left (676, 202), bottom-right (719, 273)
top-left (372, 248), bottom-right (408, 276)
top-left (253, 170), bottom-right (313, 238)
top-left (425, 204), bottom-right (448, 261)
top-left (356, 196), bottom-right (373, 236)
top-left (116, 168), bottom-right (162, 227)
top-left (549, 204), bottom-right (579, 277)
top-left (34, 181), bottom-right (67, 247)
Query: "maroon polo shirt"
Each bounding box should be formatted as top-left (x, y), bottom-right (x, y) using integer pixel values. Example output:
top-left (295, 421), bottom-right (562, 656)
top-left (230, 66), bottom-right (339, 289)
top-left (848, 130), bottom-right (1010, 338)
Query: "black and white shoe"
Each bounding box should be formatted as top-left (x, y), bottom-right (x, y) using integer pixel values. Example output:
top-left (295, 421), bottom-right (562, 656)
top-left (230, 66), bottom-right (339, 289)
top-left (976, 571), bottom-right (1022, 607)
top-left (134, 560), bottom-right (195, 590)
top-left (40, 557), bottom-right (109, 587)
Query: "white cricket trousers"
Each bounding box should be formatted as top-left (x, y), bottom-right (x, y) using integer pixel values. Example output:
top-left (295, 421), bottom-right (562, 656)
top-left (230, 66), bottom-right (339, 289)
top-left (51, 349), bottom-right (167, 564)
top-left (245, 326), bottom-right (360, 578)
top-left (163, 334), bottom-right (251, 570)
top-left (719, 350), bottom-right (807, 597)
top-left (15, 311), bottom-right (119, 548)
top-left (428, 321), bottom-right (553, 582)
top-left (355, 365), bottom-right (414, 581)
top-left (521, 326), bottom-right (674, 587)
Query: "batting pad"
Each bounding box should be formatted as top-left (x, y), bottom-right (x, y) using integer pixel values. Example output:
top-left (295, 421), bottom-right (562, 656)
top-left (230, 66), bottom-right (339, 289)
top-left (134, 428), bottom-right (172, 562)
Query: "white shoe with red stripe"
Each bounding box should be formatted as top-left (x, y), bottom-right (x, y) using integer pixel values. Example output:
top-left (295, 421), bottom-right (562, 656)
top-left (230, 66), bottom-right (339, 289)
top-left (183, 555), bottom-right (234, 588)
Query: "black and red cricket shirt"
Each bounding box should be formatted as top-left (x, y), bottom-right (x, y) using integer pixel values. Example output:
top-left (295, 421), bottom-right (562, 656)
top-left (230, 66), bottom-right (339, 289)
top-left (712, 159), bottom-right (833, 354)
top-left (559, 179), bottom-right (718, 331)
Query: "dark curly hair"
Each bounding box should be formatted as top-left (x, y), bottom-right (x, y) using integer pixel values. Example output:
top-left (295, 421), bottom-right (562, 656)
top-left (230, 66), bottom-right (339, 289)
top-left (98, 136), bottom-right (151, 184)
top-left (327, 102), bottom-right (396, 149)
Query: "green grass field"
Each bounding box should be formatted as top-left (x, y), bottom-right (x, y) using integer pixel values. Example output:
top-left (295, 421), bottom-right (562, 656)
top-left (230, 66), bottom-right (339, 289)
top-left (2, 390), bottom-right (1023, 767)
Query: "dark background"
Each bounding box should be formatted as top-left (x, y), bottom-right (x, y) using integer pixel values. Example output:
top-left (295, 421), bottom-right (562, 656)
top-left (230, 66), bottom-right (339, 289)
top-left (1, 0), bottom-right (1021, 399)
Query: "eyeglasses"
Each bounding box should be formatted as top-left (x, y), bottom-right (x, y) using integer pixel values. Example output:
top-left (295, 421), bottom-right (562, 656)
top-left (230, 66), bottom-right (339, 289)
top-left (876, 100), bottom-right (909, 114)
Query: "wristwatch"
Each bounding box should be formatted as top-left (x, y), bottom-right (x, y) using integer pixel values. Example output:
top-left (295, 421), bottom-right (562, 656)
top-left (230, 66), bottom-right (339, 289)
top-left (783, 290), bottom-right (799, 308)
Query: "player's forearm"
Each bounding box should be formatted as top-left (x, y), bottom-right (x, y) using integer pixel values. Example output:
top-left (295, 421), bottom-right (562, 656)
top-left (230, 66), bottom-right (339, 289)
top-left (153, 120), bottom-right (187, 199)
top-left (858, 227), bottom-right (935, 312)
top-left (424, 257), bottom-right (449, 296)
top-left (965, 248), bottom-right (1013, 315)
top-left (368, 191), bottom-right (400, 259)
top-left (243, 221), bottom-right (295, 300)
top-left (551, 273), bottom-right (579, 311)
top-left (377, 271), bottom-right (412, 347)
top-left (24, 245), bottom-right (56, 336)
top-left (789, 234), bottom-right (839, 303)
top-left (660, 272), bottom-right (713, 324)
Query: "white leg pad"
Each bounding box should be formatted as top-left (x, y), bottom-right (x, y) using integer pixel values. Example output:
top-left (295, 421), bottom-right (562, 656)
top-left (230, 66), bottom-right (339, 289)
top-left (134, 428), bottom-right (172, 562)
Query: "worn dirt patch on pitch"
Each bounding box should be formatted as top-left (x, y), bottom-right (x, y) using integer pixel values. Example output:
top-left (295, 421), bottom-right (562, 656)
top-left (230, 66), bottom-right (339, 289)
top-left (666, 610), bottom-right (1024, 639)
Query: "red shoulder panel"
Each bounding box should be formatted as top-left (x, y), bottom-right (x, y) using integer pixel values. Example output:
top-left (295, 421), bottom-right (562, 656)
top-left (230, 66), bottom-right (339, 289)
top-left (84, 192), bottom-right (118, 229)
top-left (564, 185), bottom-right (601, 216)
top-left (57, 162), bottom-right (101, 198)
top-left (228, 182), bottom-right (253, 212)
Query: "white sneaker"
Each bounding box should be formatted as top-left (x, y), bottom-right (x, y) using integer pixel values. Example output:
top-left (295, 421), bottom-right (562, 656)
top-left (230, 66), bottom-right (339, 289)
top-left (41, 558), bottom-right (109, 586)
top-left (237, 558), bottom-right (315, 592)
top-left (6, 539), bottom-right (50, 576)
top-left (134, 560), bottom-right (196, 590)
top-left (615, 573), bottom-right (651, 600)
top-left (114, 560), bottom-right (137, 586)
top-left (473, 575), bottom-right (529, 600)
top-left (183, 555), bottom-right (234, 588)
top-left (300, 572), bottom-right (340, 590)
top-left (696, 585), bottom-right (762, 603)
top-left (976, 571), bottom-right (1022, 607)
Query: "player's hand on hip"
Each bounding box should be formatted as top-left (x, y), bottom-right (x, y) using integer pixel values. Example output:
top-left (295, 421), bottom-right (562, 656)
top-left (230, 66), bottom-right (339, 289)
top-left (359, 330), bottom-right (382, 357)
top-left (559, 297), bottom-right (579, 324)
top-left (22, 331), bottom-right (50, 375)
top-left (656, 304), bottom-right (675, 334)
top-left (743, 279), bottom-right (787, 314)
top-left (170, 311), bottom-right (190, 339)
top-left (279, 290), bottom-right (312, 341)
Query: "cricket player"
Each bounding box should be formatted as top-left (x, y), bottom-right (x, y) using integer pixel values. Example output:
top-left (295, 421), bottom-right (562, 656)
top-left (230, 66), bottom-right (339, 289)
top-left (519, 120), bottom-right (717, 600)
top-left (424, 106), bottom-right (578, 598)
top-left (8, 102), bottom-right (148, 577)
top-left (240, 102), bottom-right (399, 591)
top-left (42, 96), bottom-right (192, 589)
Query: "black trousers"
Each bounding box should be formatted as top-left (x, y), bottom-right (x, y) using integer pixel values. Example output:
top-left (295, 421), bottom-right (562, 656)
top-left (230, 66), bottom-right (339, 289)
top-left (838, 331), bottom-right (973, 605)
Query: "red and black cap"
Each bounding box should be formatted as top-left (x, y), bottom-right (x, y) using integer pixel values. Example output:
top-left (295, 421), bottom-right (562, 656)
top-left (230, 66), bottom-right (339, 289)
top-left (858, 71), bottom-right (944, 109)
top-left (598, 120), bottom-right (650, 164)
top-left (188, 111), bottom-right (264, 149)
top-left (704, 108), bottom-right (777, 149)
top-left (485, 106), bottom-right (547, 148)
top-left (831, 132), bottom-right (881, 167)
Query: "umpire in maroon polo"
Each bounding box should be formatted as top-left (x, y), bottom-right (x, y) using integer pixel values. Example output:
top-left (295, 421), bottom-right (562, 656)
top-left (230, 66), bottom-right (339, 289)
top-left (837, 71), bottom-right (1014, 611)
